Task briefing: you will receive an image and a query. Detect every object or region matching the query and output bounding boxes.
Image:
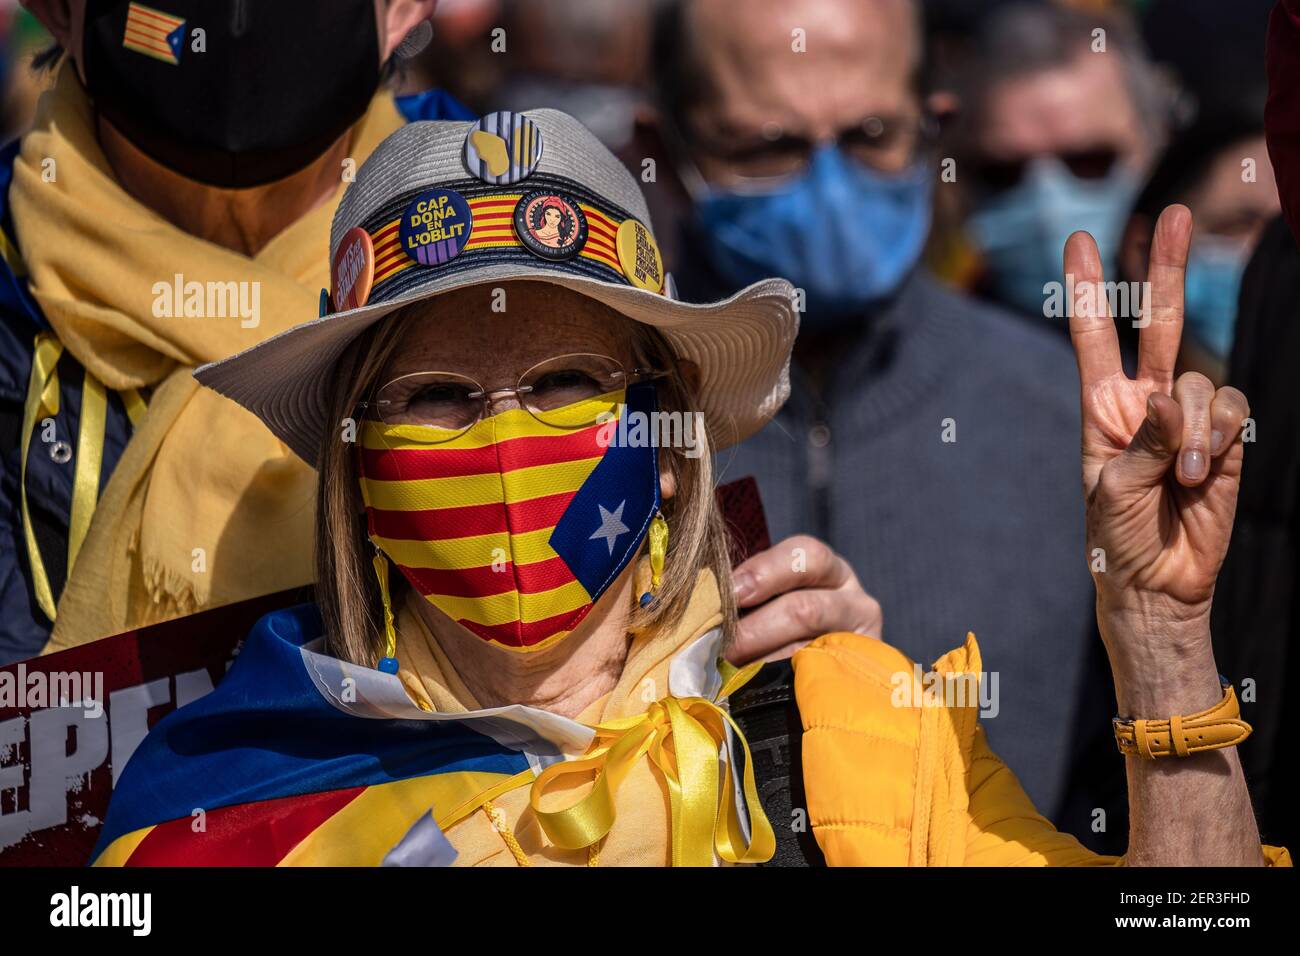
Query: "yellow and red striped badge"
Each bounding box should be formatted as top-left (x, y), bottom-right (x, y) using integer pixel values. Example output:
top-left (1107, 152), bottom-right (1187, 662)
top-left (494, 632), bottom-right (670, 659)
top-left (357, 393), bottom-right (624, 652)
top-left (122, 2), bottom-right (185, 65)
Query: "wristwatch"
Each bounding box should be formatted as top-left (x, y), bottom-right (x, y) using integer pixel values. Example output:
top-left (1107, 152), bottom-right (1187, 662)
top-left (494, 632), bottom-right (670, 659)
top-left (1113, 677), bottom-right (1252, 758)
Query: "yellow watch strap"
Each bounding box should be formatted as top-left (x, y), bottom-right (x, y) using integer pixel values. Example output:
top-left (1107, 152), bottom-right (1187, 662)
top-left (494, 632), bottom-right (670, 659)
top-left (1113, 680), bottom-right (1251, 758)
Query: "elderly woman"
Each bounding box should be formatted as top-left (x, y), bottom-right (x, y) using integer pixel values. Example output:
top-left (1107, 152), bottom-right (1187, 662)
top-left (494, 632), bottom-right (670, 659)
top-left (91, 111), bottom-right (1287, 867)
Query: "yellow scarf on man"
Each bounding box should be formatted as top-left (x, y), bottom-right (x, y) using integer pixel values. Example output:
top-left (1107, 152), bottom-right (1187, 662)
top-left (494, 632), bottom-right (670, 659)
top-left (10, 65), bottom-right (405, 651)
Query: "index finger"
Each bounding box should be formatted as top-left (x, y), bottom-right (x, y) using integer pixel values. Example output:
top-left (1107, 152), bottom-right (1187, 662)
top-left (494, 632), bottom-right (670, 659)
top-left (1137, 204), bottom-right (1192, 390)
top-left (1063, 229), bottom-right (1124, 388)
top-left (732, 535), bottom-right (854, 608)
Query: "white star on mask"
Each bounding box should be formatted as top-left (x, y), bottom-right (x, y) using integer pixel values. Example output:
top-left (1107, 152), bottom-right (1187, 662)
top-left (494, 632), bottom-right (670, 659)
top-left (589, 500), bottom-right (630, 555)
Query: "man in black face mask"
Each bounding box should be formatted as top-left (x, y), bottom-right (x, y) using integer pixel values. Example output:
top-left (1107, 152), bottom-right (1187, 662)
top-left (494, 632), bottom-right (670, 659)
top-left (0, 0), bottom-right (472, 661)
top-left (646, 0), bottom-right (1124, 849)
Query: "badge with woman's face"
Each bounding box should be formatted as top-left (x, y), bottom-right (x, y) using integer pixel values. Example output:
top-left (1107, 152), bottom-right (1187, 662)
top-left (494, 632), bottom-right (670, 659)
top-left (514, 191), bottom-right (588, 261)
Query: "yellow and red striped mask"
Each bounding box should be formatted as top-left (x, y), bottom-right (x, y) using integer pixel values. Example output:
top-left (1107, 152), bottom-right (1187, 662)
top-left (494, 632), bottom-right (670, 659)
top-left (357, 384), bottom-right (662, 652)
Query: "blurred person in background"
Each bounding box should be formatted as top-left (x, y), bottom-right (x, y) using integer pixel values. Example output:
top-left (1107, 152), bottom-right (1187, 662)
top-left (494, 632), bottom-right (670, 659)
top-left (1116, 107), bottom-right (1278, 386)
top-left (955, 2), bottom-right (1167, 324)
top-left (391, 0), bottom-right (653, 154)
top-left (1208, 212), bottom-right (1300, 858)
top-left (1140, 0), bottom-right (1273, 128)
top-left (0, 0), bottom-right (473, 664)
top-left (390, 0), bottom-right (503, 110)
top-left (0, 2), bottom-right (53, 140)
top-left (645, 0), bottom-right (1117, 831)
top-left (490, 0), bottom-right (653, 154)
top-left (1199, 0), bottom-right (1300, 858)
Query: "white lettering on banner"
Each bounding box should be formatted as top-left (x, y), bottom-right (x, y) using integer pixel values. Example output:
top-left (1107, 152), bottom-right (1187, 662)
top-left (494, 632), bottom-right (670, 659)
top-left (0, 667), bottom-right (219, 852)
top-left (175, 667), bottom-right (216, 709)
top-left (108, 679), bottom-right (169, 788)
top-left (26, 706), bottom-right (109, 836)
top-left (0, 716), bottom-right (28, 845)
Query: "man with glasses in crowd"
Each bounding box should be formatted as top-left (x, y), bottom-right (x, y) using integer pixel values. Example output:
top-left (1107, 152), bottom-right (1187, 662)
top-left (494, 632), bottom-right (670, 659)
top-left (647, 0), bottom-right (1119, 843)
top-left (956, 3), bottom-right (1164, 327)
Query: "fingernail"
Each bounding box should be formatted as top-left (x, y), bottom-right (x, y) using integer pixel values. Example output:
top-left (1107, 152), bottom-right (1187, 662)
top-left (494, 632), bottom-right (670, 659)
top-left (1210, 430), bottom-right (1225, 454)
top-left (1182, 449), bottom-right (1206, 480)
top-left (732, 571), bottom-right (755, 601)
top-left (1146, 396), bottom-right (1158, 423)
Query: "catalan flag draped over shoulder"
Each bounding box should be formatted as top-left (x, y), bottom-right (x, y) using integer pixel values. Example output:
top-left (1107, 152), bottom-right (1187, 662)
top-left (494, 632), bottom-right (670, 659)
top-left (358, 383), bottom-right (661, 652)
top-left (90, 603), bottom-right (577, 866)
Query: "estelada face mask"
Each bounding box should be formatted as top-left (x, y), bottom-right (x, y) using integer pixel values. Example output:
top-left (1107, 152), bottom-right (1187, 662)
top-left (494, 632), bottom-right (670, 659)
top-left (358, 382), bottom-right (661, 651)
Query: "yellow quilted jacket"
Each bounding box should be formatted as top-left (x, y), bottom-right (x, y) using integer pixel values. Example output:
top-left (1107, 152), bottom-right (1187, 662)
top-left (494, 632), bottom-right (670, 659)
top-left (793, 632), bottom-right (1293, 867)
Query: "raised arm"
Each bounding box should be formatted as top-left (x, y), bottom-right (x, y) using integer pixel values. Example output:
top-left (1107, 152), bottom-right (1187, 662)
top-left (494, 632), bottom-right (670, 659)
top-left (1065, 204), bottom-right (1262, 865)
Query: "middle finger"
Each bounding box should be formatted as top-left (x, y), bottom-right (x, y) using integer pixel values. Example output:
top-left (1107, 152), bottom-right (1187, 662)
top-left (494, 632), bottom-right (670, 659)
top-left (1173, 370), bottom-right (1215, 485)
top-left (1138, 204), bottom-right (1192, 390)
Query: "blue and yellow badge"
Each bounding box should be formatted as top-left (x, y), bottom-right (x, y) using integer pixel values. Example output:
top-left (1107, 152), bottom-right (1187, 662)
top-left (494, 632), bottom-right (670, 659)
top-left (464, 111), bottom-right (544, 185)
top-left (122, 2), bottom-right (186, 65)
top-left (400, 188), bottom-right (474, 266)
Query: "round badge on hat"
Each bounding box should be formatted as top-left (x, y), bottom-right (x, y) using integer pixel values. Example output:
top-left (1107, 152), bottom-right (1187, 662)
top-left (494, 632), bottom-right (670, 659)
top-left (330, 226), bottom-right (375, 312)
top-left (464, 111), bottom-right (544, 185)
top-left (615, 218), bottom-right (665, 292)
top-left (399, 187), bottom-right (474, 266)
top-left (513, 191), bottom-right (588, 262)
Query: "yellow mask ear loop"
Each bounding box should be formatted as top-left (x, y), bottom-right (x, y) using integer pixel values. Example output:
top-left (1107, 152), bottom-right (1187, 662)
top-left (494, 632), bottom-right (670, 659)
top-left (639, 511), bottom-right (668, 609)
top-left (372, 550), bottom-right (400, 673)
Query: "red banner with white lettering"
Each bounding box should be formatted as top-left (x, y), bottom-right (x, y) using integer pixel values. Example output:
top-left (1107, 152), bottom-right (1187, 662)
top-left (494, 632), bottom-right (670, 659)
top-left (0, 588), bottom-right (312, 866)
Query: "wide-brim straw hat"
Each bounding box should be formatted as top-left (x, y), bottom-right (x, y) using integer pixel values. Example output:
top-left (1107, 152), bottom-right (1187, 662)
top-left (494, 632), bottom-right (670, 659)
top-left (195, 109), bottom-right (798, 464)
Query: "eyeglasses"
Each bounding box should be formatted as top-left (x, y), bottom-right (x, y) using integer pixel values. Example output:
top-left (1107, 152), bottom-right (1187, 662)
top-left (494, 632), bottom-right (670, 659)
top-left (673, 112), bottom-right (939, 191)
top-left (362, 352), bottom-right (666, 441)
top-left (972, 147), bottom-right (1123, 194)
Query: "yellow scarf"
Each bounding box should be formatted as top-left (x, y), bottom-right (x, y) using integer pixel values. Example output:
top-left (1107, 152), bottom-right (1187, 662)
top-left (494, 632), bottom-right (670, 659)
top-left (396, 563), bottom-right (769, 866)
top-left (12, 65), bottom-right (404, 651)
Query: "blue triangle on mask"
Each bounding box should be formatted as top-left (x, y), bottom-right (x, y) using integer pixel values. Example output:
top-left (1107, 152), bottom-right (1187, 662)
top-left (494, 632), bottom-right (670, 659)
top-left (549, 381), bottom-right (661, 599)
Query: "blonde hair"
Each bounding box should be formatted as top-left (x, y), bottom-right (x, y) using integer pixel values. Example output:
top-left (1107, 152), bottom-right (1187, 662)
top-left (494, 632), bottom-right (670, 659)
top-left (315, 298), bottom-right (738, 666)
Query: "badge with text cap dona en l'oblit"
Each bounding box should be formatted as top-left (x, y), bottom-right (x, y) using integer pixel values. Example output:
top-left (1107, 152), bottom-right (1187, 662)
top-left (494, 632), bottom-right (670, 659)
top-left (463, 111), bottom-right (544, 185)
top-left (330, 226), bottom-right (375, 312)
top-left (513, 190), bottom-right (588, 262)
top-left (399, 187), bottom-right (474, 266)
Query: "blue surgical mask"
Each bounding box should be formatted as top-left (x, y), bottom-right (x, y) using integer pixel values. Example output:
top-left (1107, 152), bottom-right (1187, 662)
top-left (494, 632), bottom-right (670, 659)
top-left (689, 146), bottom-right (932, 324)
top-left (1183, 236), bottom-right (1248, 361)
top-left (968, 157), bottom-right (1140, 318)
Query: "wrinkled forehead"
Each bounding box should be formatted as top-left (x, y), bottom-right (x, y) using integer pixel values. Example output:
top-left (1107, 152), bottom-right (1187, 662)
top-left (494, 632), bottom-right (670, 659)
top-left (684, 0), bottom-right (921, 134)
top-left (977, 52), bottom-right (1141, 160)
top-left (379, 281), bottom-right (641, 381)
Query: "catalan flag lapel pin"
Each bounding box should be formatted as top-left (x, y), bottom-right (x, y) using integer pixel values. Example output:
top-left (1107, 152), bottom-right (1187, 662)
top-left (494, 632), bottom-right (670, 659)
top-left (122, 2), bottom-right (186, 65)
